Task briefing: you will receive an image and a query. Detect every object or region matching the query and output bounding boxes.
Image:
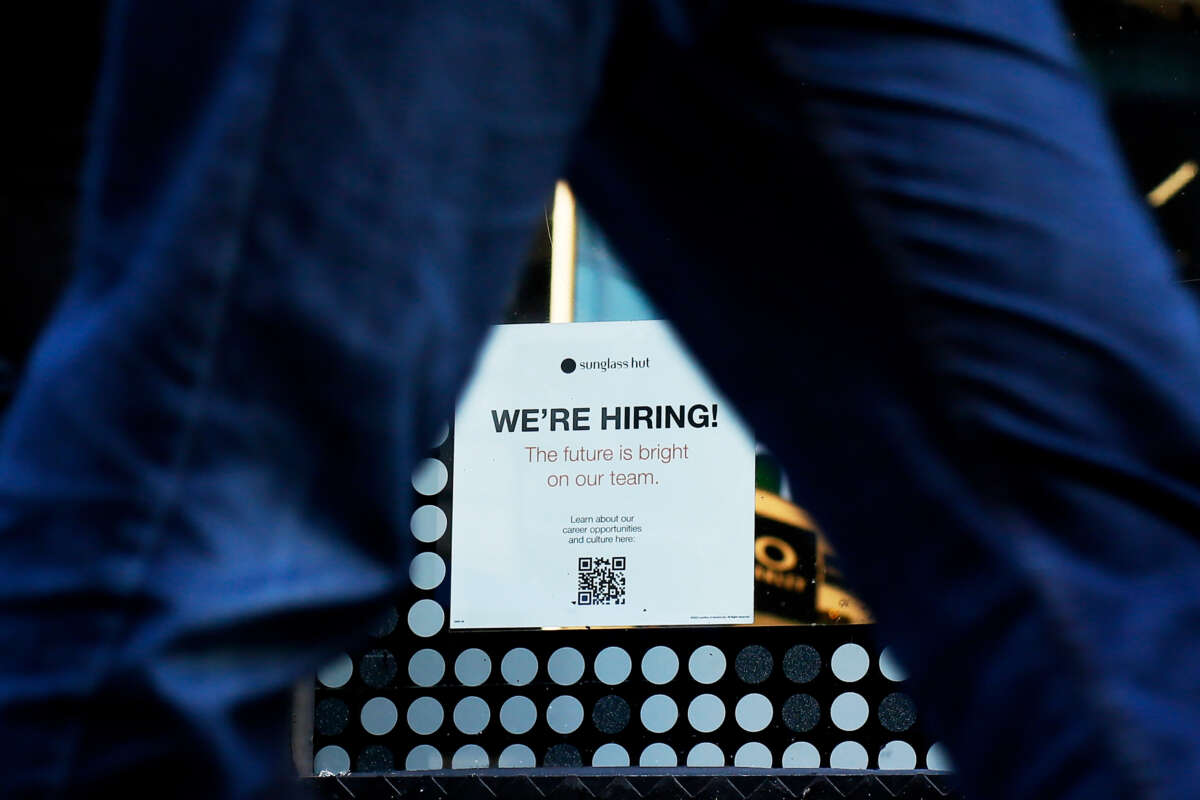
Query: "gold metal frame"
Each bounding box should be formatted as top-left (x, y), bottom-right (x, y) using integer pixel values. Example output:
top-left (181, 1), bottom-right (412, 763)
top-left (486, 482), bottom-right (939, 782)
top-left (549, 181), bottom-right (578, 323)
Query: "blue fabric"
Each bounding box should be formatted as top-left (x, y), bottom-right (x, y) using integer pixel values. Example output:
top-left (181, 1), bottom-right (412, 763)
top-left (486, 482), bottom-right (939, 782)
top-left (2, 1), bottom-right (1199, 798)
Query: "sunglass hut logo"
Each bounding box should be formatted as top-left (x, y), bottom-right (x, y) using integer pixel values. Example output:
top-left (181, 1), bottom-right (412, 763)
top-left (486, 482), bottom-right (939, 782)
top-left (560, 356), bottom-right (650, 374)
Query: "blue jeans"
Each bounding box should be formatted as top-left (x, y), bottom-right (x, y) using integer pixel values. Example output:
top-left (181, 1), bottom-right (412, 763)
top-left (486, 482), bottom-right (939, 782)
top-left (3, 1), bottom-right (1199, 797)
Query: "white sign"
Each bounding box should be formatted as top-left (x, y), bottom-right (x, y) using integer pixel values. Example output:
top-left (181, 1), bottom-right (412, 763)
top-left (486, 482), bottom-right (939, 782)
top-left (450, 320), bottom-right (754, 628)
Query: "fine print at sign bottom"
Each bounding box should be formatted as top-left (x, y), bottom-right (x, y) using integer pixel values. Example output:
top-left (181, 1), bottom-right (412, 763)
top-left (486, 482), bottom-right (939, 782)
top-left (450, 320), bottom-right (755, 629)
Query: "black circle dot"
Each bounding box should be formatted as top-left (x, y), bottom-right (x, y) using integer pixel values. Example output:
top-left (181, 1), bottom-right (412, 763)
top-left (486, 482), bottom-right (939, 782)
top-left (560, 358), bottom-right (577, 374)
top-left (368, 606), bottom-right (399, 638)
top-left (879, 692), bottom-right (917, 732)
top-left (782, 644), bottom-right (822, 683)
top-left (357, 744), bottom-right (394, 772)
top-left (545, 744), bottom-right (582, 768)
top-left (315, 697), bottom-right (349, 737)
top-left (360, 649), bottom-right (398, 689)
top-left (735, 645), bottom-right (774, 684)
top-left (592, 694), bottom-right (631, 735)
top-left (782, 693), bottom-right (821, 733)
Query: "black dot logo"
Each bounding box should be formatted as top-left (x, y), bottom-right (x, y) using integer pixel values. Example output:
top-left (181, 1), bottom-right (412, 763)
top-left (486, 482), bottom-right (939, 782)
top-left (560, 358), bottom-right (576, 374)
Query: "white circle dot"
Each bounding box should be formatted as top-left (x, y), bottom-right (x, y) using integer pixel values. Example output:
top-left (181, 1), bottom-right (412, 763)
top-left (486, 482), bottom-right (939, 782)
top-left (410, 505), bottom-right (447, 543)
top-left (454, 648), bottom-right (492, 686)
top-left (406, 696), bottom-right (443, 735)
top-left (452, 744), bottom-right (489, 769)
top-left (547, 647), bottom-right (585, 685)
top-left (688, 645), bottom-right (726, 684)
top-left (409, 552), bottom-right (446, 590)
top-left (640, 694), bottom-right (678, 733)
top-left (878, 646), bottom-right (908, 681)
top-left (830, 741), bottom-right (869, 769)
top-left (314, 745), bottom-right (350, 775)
top-left (641, 646), bottom-right (679, 684)
top-left (317, 653), bottom-right (353, 688)
top-left (686, 742), bottom-right (724, 767)
top-left (407, 598), bottom-right (444, 637)
top-left (501, 648), bottom-right (538, 686)
top-left (592, 743), bottom-right (631, 767)
top-left (927, 743), bottom-right (955, 771)
top-left (782, 741), bottom-right (821, 768)
top-left (879, 740), bottom-right (918, 770)
top-left (498, 744), bottom-right (535, 768)
top-left (453, 696), bottom-right (490, 734)
top-left (408, 649), bottom-right (445, 687)
top-left (735, 693), bottom-right (773, 732)
top-left (687, 694), bottom-right (725, 733)
top-left (830, 692), bottom-right (869, 731)
top-left (734, 742), bottom-right (772, 768)
top-left (405, 744), bottom-right (443, 771)
top-left (831, 643), bottom-right (870, 682)
top-left (547, 695), bottom-right (584, 734)
top-left (499, 695), bottom-right (537, 735)
top-left (430, 422), bottom-right (450, 448)
top-left (639, 743), bottom-right (678, 767)
top-left (361, 696), bottom-right (398, 735)
top-left (594, 646), bottom-right (632, 685)
top-left (412, 458), bottom-right (448, 495)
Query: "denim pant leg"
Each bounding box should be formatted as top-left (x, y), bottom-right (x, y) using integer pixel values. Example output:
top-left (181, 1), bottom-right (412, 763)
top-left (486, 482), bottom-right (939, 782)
top-left (569, 2), bottom-right (1200, 799)
top-left (0, 2), bottom-right (615, 796)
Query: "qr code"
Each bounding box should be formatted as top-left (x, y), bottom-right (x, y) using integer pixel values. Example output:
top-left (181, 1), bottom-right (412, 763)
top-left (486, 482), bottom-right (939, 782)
top-left (576, 556), bottom-right (626, 605)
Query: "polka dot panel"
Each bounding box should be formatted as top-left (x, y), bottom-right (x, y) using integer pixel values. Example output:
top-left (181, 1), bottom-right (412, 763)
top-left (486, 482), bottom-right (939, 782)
top-left (313, 442), bottom-right (939, 775)
top-left (314, 626), bottom-right (938, 774)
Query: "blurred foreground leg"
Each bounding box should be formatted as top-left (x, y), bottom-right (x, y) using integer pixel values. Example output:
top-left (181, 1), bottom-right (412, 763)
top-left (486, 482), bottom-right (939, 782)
top-left (569, 2), bottom-right (1200, 798)
top-left (0, 2), bottom-right (614, 796)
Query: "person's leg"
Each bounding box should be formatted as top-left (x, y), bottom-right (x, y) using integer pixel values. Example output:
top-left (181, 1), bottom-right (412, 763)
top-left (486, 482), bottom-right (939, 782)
top-left (0, 2), bottom-right (615, 796)
top-left (568, 2), bottom-right (1200, 799)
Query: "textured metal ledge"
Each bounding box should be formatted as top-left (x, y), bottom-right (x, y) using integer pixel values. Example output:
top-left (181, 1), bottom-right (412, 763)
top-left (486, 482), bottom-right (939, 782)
top-left (305, 770), bottom-right (963, 799)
